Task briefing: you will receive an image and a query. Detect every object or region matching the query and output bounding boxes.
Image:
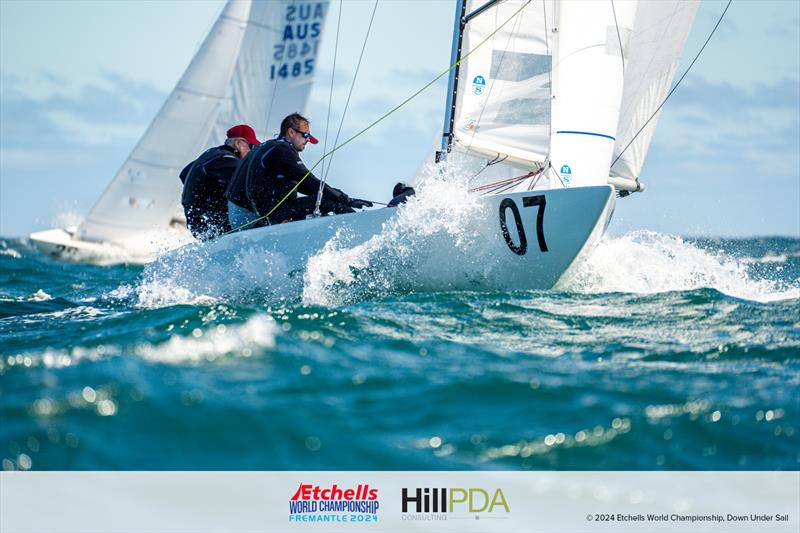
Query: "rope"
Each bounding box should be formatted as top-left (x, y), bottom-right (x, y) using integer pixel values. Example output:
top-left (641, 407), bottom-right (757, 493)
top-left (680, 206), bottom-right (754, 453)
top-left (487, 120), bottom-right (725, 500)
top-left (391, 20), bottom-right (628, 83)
top-left (611, 0), bottom-right (733, 170)
top-left (225, 0), bottom-right (533, 233)
top-left (468, 172), bottom-right (533, 193)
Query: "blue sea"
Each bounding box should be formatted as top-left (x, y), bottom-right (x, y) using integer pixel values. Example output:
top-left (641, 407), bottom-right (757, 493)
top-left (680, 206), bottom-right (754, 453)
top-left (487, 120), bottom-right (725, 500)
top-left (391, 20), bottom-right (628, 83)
top-left (1, 232), bottom-right (798, 471)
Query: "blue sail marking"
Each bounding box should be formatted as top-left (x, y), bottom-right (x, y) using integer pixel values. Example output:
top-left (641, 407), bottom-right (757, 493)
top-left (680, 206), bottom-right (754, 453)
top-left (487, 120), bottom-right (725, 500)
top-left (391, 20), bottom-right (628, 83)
top-left (556, 130), bottom-right (616, 141)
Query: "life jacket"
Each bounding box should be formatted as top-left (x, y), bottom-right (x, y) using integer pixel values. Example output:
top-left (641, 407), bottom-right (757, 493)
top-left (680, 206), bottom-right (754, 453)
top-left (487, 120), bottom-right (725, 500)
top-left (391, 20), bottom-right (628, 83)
top-left (180, 145), bottom-right (239, 208)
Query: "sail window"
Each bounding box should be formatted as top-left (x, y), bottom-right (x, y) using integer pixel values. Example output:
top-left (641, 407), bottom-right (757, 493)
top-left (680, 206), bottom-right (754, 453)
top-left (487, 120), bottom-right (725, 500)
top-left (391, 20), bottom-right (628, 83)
top-left (490, 51), bottom-right (551, 82)
top-left (495, 97), bottom-right (550, 125)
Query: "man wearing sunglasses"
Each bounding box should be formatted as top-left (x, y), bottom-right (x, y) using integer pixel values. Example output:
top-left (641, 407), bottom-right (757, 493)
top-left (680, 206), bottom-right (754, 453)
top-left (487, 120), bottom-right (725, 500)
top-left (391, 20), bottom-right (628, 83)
top-left (179, 124), bottom-right (259, 241)
top-left (227, 113), bottom-right (372, 229)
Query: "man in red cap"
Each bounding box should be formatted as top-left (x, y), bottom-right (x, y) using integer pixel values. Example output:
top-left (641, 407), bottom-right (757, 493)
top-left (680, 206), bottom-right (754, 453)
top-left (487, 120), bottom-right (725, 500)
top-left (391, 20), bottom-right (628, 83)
top-left (179, 124), bottom-right (260, 240)
top-left (226, 113), bottom-right (372, 229)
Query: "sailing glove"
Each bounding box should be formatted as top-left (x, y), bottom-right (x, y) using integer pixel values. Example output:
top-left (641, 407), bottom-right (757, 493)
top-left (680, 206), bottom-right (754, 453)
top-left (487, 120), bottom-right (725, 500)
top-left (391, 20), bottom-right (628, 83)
top-left (348, 198), bottom-right (373, 209)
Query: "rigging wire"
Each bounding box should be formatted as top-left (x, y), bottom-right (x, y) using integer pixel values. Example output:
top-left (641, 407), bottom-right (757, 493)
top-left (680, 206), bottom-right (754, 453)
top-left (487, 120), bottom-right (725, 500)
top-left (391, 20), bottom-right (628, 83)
top-left (322, 0), bottom-right (380, 183)
top-left (320, 0), bottom-right (343, 188)
top-left (224, 0), bottom-right (533, 234)
top-left (611, 0), bottom-right (733, 170)
top-left (610, 0), bottom-right (625, 76)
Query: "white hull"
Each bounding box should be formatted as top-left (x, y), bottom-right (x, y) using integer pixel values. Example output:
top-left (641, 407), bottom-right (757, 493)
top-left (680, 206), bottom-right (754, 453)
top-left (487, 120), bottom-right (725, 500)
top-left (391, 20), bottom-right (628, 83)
top-left (29, 228), bottom-right (190, 266)
top-left (145, 185), bottom-right (615, 302)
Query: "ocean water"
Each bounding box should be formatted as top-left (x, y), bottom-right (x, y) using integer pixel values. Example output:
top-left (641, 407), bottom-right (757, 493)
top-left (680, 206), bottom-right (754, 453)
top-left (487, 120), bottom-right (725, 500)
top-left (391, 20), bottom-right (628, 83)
top-left (1, 222), bottom-right (798, 470)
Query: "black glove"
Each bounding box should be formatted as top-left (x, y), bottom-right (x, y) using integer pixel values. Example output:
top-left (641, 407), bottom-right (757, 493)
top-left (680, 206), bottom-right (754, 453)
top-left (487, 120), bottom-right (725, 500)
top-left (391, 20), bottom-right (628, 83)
top-left (325, 186), bottom-right (349, 203)
top-left (349, 198), bottom-right (373, 209)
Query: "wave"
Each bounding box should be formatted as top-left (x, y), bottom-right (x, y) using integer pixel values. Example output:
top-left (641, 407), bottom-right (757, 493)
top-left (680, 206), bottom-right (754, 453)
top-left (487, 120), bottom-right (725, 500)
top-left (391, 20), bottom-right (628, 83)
top-left (0, 313), bottom-right (277, 373)
top-left (557, 231), bottom-right (799, 303)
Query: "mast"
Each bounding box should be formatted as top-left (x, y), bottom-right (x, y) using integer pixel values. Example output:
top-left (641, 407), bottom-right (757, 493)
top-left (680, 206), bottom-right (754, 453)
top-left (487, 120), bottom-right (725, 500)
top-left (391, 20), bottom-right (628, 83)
top-left (436, 0), bottom-right (467, 164)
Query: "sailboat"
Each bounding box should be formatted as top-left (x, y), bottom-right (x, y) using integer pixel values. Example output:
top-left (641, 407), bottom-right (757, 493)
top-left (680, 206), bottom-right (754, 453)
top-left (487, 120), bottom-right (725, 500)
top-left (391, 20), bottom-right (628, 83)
top-left (29, 0), bottom-right (330, 265)
top-left (144, 0), bottom-right (698, 299)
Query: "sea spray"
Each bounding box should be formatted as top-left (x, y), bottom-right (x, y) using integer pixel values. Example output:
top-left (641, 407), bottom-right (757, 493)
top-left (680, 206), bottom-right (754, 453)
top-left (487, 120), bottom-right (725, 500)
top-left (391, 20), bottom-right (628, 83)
top-left (557, 231), bottom-right (800, 302)
top-left (303, 162), bottom-right (491, 306)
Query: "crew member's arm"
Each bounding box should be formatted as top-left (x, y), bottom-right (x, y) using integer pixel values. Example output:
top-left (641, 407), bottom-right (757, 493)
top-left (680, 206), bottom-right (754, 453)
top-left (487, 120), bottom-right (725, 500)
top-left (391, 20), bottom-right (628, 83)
top-left (274, 147), bottom-right (350, 203)
top-left (179, 161), bottom-right (193, 184)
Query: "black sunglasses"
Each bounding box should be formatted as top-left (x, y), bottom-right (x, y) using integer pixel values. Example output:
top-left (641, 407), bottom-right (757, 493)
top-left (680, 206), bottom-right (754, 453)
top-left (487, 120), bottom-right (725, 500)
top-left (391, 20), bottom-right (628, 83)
top-left (292, 127), bottom-right (311, 139)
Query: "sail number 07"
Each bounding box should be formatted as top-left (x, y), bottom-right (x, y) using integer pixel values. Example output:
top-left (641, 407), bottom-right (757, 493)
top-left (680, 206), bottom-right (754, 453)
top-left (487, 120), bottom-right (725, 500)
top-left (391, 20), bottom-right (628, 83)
top-left (498, 196), bottom-right (548, 256)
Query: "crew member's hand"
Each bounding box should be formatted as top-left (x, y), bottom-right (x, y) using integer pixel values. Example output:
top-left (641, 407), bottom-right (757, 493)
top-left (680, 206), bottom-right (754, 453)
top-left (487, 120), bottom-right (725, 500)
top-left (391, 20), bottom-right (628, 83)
top-left (349, 198), bottom-right (373, 209)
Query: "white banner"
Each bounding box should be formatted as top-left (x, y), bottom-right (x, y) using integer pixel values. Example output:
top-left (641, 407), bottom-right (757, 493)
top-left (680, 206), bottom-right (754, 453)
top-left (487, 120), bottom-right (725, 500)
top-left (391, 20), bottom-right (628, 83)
top-left (1, 471), bottom-right (797, 532)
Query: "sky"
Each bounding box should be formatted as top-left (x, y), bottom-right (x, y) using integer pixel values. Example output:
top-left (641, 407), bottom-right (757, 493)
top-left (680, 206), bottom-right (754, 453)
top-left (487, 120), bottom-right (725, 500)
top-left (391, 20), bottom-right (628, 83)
top-left (0, 0), bottom-right (798, 238)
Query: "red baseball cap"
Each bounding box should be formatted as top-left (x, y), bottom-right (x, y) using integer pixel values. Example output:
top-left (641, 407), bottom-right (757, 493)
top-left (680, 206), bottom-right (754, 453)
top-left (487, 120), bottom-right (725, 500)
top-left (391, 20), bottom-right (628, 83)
top-left (226, 124), bottom-right (260, 146)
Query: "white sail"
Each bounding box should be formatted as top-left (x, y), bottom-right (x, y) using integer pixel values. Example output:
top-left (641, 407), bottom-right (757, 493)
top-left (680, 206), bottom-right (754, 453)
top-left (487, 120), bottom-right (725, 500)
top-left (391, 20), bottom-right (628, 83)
top-left (447, 0), bottom-right (696, 193)
top-left (71, 0), bottom-right (328, 247)
top-left (548, 0), bottom-right (637, 188)
top-left (452, 0), bottom-right (555, 166)
top-left (611, 0), bottom-right (699, 182)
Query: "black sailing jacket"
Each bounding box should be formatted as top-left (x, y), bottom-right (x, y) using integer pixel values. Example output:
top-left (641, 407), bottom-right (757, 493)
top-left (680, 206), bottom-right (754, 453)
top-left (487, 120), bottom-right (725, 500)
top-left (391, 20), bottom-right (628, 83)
top-left (226, 138), bottom-right (346, 216)
top-left (179, 144), bottom-right (240, 213)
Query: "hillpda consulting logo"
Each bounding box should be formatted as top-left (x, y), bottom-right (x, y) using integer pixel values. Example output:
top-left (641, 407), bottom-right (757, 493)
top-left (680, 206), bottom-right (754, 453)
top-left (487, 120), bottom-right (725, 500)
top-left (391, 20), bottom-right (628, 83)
top-left (289, 483), bottom-right (379, 523)
top-left (400, 486), bottom-right (510, 522)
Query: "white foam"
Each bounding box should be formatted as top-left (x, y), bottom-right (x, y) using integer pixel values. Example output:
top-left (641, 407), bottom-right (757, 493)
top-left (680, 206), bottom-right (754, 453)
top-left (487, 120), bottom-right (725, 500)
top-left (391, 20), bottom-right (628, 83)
top-left (302, 160), bottom-right (492, 306)
top-left (0, 248), bottom-right (21, 259)
top-left (0, 314), bottom-right (277, 373)
top-left (28, 289), bottom-right (52, 302)
top-left (135, 242), bottom-right (299, 308)
top-left (133, 314), bottom-right (276, 364)
top-left (557, 231), bottom-right (799, 303)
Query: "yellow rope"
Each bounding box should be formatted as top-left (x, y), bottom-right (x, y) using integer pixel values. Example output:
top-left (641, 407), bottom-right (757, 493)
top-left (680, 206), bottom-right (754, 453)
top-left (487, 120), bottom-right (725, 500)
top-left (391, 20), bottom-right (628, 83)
top-left (226, 0), bottom-right (531, 233)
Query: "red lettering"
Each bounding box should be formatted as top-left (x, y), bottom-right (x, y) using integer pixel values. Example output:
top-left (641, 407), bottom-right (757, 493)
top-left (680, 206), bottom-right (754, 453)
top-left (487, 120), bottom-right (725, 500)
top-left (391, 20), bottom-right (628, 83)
top-left (291, 483), bottom-right (313, 500)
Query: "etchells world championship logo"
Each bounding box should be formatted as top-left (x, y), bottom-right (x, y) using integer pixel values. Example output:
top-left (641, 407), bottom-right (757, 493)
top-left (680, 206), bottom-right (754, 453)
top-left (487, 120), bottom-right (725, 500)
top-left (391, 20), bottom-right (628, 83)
top-left (289, 483), bottom-right (379, 523)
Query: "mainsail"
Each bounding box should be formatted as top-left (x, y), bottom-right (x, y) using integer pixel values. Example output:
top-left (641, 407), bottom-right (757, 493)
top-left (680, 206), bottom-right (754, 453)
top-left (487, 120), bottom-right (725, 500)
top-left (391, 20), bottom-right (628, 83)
top-left (449, 0), bottom-right (698, 189)
top-left (76, 0), bottom-right (329, 245)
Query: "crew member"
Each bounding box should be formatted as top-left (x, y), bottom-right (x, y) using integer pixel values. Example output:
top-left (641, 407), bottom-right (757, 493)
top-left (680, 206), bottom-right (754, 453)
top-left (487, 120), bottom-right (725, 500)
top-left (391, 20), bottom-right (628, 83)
top-left (226, 113), bottom-right (372, 229)
top-left (179, 124), bottom-right (259, 240)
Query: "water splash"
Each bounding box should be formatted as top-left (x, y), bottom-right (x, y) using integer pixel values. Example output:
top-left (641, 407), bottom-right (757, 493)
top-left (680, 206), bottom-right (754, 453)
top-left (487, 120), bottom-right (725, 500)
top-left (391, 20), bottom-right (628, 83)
top-left (135, 242), bottom-right (300, 308)
top-left (558, 231), bottom-right (799, 302)
top-left (302, 161), bottom-right (492, 306)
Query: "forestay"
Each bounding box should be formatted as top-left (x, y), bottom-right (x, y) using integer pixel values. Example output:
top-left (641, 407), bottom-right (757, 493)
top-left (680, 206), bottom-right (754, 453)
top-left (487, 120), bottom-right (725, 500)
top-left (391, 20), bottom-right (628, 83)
top-left (77, 0), bottom-right (328, 244)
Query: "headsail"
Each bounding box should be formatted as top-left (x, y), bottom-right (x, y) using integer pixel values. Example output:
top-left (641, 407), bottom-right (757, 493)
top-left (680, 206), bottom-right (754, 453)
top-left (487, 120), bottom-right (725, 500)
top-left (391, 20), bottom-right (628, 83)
top-left (611, 0), bottom-right (700, 183)
top-left (451, 0), bottom-right (555, 167)
top-left (76, 0), bottom-right (328, 245)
